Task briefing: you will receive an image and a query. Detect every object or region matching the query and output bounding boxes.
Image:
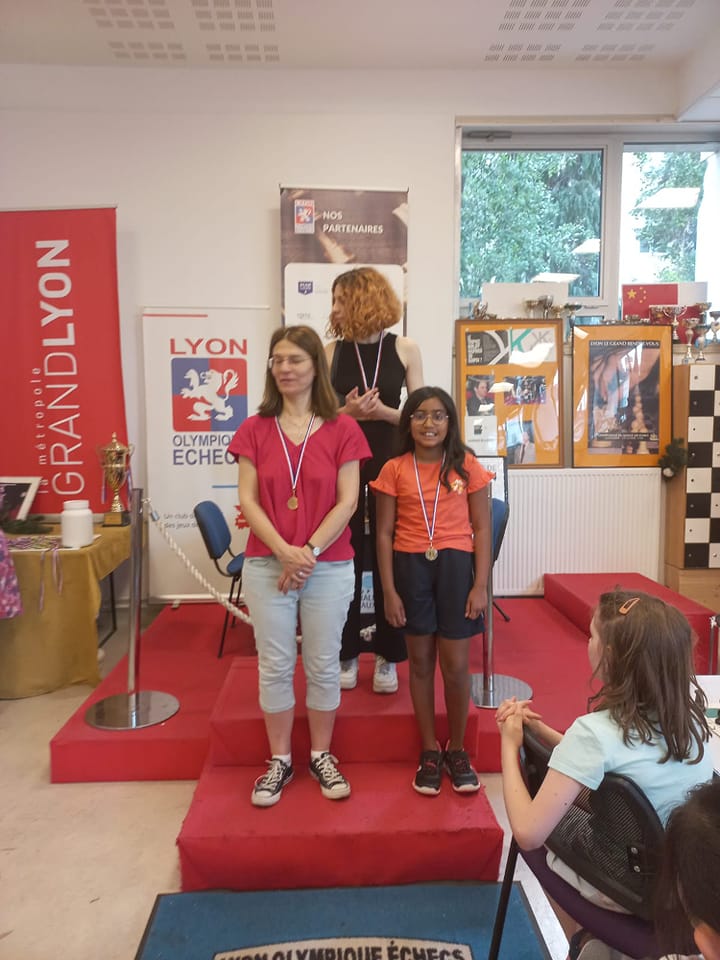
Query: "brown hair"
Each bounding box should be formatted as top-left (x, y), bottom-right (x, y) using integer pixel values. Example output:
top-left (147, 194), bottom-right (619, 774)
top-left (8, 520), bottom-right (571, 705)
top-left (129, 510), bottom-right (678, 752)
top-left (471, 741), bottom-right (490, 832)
top-left (257, 325), bottom-right (338, 419)
top-left (326, 267), bottom-right (402, 341)
top-left (588, 589), bottom-right (711, 762)
top-left (655, 779), bottom-right (720, 955)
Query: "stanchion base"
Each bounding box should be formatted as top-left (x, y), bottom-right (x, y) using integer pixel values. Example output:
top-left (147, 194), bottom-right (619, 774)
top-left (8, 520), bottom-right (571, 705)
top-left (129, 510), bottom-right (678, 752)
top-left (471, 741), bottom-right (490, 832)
top-left (471, 673), bottom-right (533, 709)
top-left (85, 691), bottom-right (180, 730)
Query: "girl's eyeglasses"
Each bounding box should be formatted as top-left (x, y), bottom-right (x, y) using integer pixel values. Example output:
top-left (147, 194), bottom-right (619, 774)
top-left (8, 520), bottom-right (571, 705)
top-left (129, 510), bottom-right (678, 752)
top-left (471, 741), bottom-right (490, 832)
top-left (410, 410), bottom-right (449, 424)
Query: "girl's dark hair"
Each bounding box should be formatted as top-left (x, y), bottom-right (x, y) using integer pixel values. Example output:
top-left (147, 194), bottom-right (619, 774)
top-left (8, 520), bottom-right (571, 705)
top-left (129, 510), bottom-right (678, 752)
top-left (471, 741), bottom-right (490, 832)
top-left (655, 779), bottom-right (720, 955)
top-left (397, 387), bottom-right (471, 490)
top-left (257, 325), bottom-right (338, 419)
top-left (588, 589), bottom-right (711, 762)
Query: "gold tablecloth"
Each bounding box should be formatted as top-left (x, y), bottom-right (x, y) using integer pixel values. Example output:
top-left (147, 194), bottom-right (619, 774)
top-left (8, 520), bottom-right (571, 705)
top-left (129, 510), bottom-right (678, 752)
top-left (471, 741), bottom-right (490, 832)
top-left (0, 525), bottom-right (131, 698)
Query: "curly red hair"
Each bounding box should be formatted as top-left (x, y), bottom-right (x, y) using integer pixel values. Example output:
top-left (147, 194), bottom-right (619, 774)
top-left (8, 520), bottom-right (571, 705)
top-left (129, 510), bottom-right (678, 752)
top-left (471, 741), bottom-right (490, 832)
top-left (327, 267), bottom-right (402, 340)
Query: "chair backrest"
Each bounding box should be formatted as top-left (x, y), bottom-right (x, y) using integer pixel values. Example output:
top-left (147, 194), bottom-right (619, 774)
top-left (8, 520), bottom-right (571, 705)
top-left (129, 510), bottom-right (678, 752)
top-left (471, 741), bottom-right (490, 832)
top-left (193, 500), bottom-right (232, 560)
top-left (521, 727), bottom-right (665, 922)
top-left (491, 497), bottom-right (510, 564)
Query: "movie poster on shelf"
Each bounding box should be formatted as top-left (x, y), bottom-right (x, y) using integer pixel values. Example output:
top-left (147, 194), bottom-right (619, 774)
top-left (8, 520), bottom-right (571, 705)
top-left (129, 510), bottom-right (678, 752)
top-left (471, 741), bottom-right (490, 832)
top-left (455, 318), bottom-right (563, 467)
top-left (280, 186), bottom-right (408, 340)
top-left (572, 324), bottom-right (672, 468)
top-left (142, 306), bottom-right (273, 600)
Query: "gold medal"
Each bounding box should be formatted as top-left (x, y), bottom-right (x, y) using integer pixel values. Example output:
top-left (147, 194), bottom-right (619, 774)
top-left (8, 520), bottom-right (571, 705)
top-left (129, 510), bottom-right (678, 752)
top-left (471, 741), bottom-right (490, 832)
top-left (287, 495), bottom-right (298, 510)
top-left (425, 546), bottom-right (438, 561)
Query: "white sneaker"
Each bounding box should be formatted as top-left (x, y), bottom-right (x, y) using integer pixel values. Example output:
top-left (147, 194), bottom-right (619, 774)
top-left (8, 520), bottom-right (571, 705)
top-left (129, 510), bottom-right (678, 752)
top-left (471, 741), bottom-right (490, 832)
top-left (373, 655), bottom-right (398, 694)
top-left (340, 658), bottom-right (358, 690)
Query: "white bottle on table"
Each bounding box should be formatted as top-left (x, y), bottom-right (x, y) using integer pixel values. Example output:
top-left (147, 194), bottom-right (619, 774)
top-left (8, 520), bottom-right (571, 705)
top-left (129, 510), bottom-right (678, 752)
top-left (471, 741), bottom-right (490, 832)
top-left (60, 499), bottom-right (94, 548)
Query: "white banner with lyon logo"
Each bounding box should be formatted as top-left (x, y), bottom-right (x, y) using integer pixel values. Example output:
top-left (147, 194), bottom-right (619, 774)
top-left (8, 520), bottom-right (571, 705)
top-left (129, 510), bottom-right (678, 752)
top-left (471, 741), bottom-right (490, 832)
top-left (142, 306), bottom-right (273, 600)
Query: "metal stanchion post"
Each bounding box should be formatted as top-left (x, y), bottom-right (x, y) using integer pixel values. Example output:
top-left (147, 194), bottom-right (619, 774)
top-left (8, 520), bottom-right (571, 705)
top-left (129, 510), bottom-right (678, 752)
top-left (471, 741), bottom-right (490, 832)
top-left (86, 488), bottom-right (180, 730)
top-left (471, 491), bottom-right (532, 709)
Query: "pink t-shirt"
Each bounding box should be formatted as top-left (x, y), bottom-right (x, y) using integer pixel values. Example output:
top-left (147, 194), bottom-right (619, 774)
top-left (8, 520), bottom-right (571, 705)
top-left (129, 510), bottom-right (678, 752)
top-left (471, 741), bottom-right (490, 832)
top-left (370, 451), bottom-right (493, 553)
top-left (228, 414), bottom-right (371, 561)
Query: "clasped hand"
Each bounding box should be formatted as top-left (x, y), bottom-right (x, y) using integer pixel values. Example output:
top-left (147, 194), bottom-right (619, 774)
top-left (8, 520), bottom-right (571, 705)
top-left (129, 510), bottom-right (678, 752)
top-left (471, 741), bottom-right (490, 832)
top-left (277, 544), bottom-right (316, 594)
top-left (494, 697), bottom-right (541, 748)
top-left (344, 386), bottom-right (387, 421)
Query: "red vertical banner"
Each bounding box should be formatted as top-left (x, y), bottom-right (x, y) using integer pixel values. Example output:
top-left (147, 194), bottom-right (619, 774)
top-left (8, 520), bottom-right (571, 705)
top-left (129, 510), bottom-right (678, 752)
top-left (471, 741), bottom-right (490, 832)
top-left (0, 208), bottom-right (127, 515)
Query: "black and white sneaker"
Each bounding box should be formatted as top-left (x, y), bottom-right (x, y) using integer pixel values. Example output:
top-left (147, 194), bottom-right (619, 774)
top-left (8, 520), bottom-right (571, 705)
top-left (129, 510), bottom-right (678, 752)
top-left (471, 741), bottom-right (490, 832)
top-left (309, 752), bottom-right (351, 800)
top-left (443, 744), bottom-right (480, 793)
top-left (251, 757), bottom-right (294, 807)
top-left (413, 749), bottom-right (442, 796)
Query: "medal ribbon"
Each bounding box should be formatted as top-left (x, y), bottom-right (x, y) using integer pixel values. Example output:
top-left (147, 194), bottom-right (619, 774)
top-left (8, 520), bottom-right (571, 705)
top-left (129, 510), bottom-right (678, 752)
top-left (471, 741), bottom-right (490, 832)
top-left (413, 453), bottom-right (445, 554)
top-left (275, 414), bottom-right (316, 503)
top-left (353, 332), bottom-right (385, 392)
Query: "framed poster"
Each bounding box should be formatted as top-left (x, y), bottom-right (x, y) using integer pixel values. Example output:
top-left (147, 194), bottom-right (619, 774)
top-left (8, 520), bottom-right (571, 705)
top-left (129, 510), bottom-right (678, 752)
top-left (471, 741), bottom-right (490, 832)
top-left (476, 455), bottom-right (508, 504)
top-left (455, 318), bottom-right (563, 467)
top-left (0, 477), bottom-right (41, 521)
top-left (572, 324), bottom-right (672, 468)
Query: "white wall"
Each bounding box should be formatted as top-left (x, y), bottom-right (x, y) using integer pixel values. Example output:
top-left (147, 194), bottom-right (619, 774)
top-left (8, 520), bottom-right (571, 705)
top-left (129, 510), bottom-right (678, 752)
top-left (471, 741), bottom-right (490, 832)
top-left (0, 62), bottom-right (694, 493)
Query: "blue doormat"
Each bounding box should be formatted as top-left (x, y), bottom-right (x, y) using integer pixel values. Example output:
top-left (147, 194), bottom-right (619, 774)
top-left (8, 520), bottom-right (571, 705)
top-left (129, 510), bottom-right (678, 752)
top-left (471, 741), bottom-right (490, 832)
top-left (136, 883), bottom-right (550, 960)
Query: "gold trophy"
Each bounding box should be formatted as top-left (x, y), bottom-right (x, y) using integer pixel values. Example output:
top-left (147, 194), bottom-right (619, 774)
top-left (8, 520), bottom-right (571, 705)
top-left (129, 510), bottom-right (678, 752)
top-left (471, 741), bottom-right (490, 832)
top-left (98, 433), bottom-right (134, 526)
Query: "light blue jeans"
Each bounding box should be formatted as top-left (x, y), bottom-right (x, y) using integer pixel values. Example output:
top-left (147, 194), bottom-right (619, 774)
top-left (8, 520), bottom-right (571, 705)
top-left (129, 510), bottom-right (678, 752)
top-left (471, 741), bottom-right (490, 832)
top-left (243, 556), bottom-right (354, 714)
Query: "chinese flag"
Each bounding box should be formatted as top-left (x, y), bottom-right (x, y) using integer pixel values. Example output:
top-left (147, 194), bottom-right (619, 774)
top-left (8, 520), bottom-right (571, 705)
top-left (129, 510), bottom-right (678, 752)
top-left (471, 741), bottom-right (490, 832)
top-left (622, 282), bottom-right (707, 320)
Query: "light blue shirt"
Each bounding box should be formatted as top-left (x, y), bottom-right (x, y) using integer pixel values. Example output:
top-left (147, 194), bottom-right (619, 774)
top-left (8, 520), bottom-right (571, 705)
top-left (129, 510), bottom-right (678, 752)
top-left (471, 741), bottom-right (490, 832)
top-left (549, 709), bottom-right (713, 825)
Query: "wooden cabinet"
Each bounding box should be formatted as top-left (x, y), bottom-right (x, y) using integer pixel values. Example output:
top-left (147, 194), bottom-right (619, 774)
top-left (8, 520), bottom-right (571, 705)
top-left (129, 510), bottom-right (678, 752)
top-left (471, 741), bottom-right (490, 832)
top-left (663, 363), bottom-right (720, 609)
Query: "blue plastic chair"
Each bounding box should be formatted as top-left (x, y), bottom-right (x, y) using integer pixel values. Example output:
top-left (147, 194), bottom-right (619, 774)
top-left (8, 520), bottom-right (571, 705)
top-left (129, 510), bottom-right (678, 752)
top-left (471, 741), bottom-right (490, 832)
top-left (491, 497), bottom-right (510, 621)
top-left (193, 500), bottom-right (245, 657)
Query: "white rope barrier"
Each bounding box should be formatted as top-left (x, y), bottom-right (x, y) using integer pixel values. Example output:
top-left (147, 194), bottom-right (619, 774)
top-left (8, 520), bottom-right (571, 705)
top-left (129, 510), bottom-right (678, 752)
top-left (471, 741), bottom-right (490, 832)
top-left (144, 498), bottom-right (253, 625)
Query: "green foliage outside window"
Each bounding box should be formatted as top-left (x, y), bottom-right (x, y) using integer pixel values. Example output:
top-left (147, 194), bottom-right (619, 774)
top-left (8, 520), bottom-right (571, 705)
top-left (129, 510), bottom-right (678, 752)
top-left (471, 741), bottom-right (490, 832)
top-left (460, 150), bottom-right (603, 299)
top-left (629, 152), bottom-right (705, 282)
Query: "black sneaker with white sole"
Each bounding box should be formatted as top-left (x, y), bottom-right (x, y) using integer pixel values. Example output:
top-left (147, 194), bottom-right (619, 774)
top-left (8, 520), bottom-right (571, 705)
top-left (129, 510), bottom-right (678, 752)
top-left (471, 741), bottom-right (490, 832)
top-left (251, 757), bottom-right (294, 807)
top-left (443, 745), bottom-right (480, 793)
top-left (413, 749), bottom-right (442, 795)
top-left (309, 752), bottom-right (351, 799)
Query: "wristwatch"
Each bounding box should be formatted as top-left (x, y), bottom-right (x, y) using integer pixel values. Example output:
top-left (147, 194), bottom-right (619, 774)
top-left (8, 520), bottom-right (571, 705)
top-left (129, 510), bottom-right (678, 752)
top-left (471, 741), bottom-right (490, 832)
top-left (306, 541), bottom-right (321, 558)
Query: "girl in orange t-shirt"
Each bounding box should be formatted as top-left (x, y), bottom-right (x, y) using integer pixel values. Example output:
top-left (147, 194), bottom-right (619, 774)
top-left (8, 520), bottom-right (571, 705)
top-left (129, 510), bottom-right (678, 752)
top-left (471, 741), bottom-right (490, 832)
top-left (371, 386), bottom-right (493, 796)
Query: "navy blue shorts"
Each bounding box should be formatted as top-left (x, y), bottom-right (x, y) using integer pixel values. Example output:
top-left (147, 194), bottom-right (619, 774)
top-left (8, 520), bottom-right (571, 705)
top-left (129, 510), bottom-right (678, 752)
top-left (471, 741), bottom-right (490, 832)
top-left (393, 548), bottom-right (484, 639)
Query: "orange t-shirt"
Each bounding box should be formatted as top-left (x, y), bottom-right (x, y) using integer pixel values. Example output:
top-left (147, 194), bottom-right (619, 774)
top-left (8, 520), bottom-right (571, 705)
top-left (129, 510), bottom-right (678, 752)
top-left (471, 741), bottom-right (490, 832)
top-left (370, 451), bottom-right (493, 553)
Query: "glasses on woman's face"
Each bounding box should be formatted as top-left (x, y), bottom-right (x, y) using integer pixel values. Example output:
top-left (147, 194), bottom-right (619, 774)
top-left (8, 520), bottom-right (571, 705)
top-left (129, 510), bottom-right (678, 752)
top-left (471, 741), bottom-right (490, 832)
top-left (267, 354), bottom-right (311, 370)
top-left (410, 410), bottom-right (449, 424)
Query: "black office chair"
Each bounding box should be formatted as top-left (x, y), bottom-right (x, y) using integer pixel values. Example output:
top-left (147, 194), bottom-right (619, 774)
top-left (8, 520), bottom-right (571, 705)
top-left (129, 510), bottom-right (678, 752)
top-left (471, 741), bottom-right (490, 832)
top-left (491, 497), bottom-right (510, 622)
top-left (488, 727), bottom-right (664, 960)
top-left (193, 500), bottom-right (245, 658)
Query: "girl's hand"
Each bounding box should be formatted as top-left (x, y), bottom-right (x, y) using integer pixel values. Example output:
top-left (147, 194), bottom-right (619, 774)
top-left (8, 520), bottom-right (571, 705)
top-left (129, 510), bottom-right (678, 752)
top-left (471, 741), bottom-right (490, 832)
top-left (384, 591), bottom-right (407, 628)
top-left (495, 697), bottom-right (541, 725)
top-left (498, 708), bottom-right (525, 749)
top-left (277, 570), bottom-right (306, 594)
top-left (465, 583), bottom-right (488, 619)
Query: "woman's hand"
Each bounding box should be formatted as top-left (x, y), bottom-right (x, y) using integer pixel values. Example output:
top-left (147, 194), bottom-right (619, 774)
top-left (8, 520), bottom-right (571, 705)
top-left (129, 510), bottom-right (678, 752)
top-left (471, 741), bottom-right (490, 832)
top-left (384, 590), bottom-right (407, 628)
top-left (278, 569), bottom-right (309, 594)
top-left (343, 386), bottom-right (380, 420)
top-left (465, 582), bottom-right (488, 619)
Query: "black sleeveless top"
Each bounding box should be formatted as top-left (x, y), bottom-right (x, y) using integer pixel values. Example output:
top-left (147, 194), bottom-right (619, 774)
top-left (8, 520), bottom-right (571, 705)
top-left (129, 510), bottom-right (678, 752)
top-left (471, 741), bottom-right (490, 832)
top-left (331, 332), bottom-right (406, 472)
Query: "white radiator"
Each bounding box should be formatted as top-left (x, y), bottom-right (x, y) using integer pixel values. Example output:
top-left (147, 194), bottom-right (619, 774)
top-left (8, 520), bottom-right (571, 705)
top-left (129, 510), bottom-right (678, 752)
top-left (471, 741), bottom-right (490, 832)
top-left (494, 468), bottom-right (662, 596)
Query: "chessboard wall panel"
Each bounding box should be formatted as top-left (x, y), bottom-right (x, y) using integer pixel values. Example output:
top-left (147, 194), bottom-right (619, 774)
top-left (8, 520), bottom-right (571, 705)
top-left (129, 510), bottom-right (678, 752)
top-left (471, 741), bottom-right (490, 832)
top-left (665, 363), bottom-right (720, 610)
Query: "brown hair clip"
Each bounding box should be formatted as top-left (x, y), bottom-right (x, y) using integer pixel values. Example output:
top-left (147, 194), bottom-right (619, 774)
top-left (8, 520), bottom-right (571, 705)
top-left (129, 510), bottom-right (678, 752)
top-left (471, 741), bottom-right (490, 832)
top-left (618, 597), bottom-right (641, 615)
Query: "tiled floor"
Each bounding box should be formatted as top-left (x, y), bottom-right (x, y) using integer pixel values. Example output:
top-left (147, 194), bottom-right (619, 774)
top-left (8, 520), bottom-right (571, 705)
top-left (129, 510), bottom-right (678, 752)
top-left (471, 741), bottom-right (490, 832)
top-left (0, 606), bottom-right (567, 960)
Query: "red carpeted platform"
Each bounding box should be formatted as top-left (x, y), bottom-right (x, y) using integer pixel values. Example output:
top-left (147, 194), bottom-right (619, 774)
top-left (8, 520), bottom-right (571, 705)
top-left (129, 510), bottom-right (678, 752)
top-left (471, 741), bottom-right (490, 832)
top-left (545, 572), bottom-right (715, 673)
top-left (50, 604), bottom-right (256, 782)
top-left (178, 761), bottom-right (503, 891)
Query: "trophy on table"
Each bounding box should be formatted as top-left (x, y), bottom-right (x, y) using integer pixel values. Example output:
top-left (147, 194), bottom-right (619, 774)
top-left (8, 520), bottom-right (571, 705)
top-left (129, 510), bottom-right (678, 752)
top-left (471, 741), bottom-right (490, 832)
top-left (98, 433), bottom-right (134, 526)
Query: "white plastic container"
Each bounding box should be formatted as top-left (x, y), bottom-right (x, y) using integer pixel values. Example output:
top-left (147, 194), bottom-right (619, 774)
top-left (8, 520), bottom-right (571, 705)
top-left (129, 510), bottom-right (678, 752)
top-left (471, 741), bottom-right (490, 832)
top-left (60, 499), bottom-right (94, 549)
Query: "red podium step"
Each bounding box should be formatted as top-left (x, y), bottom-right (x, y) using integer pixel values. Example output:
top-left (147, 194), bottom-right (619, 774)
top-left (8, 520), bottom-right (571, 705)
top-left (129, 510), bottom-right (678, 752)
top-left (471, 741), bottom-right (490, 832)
top-left (178, 761), bottom-right (503, 892)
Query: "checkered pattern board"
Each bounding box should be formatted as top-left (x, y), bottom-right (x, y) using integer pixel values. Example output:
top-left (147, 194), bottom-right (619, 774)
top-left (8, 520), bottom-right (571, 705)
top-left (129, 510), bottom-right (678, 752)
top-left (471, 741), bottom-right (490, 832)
top-left (684, 364), bottom-right (720, 568)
